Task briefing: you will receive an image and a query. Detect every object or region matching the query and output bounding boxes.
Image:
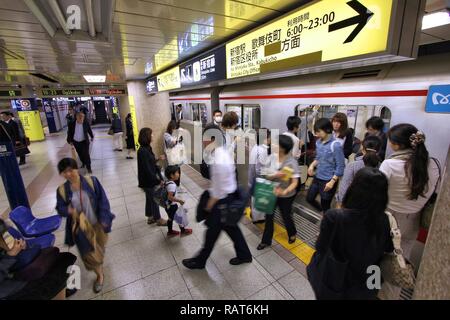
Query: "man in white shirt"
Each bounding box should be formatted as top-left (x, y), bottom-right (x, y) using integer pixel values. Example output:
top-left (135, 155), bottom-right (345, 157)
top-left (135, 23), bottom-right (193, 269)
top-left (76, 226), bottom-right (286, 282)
top-left (283, 116), bottom-right (302, 160)
top-left (182, 111), bottom-right (252, 269)
top-left (67, 112), bottom-right (94, 173)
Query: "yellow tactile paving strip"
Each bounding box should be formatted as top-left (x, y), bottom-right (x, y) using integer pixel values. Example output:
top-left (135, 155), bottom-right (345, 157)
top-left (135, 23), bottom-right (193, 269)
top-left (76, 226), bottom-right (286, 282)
top-left (182, 164), bottom-right (316, 265)
top-left (244, 208), bottom-right (316, 265)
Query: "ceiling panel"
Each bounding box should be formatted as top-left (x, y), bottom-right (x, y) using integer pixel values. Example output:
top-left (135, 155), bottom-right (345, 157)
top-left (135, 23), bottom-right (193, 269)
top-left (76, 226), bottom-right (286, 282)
top-left (0, 0), bottom-right (446, 87)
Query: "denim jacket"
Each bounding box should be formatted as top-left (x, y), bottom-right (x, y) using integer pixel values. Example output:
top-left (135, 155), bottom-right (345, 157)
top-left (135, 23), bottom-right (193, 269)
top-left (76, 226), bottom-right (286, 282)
top-left (315, 136), bottom-right (345, 181)
top-left (56, 175), bottom-right (115, 247)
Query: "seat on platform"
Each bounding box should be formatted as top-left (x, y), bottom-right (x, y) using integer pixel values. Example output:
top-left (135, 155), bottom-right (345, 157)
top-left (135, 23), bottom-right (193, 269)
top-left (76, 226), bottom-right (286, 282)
top-left (8, 227), bottom-right (56, 249)
top-left (9, 206), bottom-right (62, 238)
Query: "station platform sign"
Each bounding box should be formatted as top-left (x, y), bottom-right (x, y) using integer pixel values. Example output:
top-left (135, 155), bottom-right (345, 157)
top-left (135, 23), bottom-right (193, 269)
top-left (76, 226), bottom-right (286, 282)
top-left (225, 0), bottom-right (424, 80)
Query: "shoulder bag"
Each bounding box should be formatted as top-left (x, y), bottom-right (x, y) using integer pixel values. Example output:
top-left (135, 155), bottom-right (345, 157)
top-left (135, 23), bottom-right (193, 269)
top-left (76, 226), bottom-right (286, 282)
top-left (420, 157), bottom-right (442, 230)
top-left (380, 211), bottom-right (415, 290)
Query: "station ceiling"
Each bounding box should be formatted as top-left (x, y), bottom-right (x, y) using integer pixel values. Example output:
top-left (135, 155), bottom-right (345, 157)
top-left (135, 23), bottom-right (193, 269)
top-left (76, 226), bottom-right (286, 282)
top-left (0, 0), bottom-right (449, 88)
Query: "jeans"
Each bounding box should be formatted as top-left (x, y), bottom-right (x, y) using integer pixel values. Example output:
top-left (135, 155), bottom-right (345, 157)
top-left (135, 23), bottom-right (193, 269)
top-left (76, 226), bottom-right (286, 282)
top-left (194, 199), bottom-right (251, 266)
top-left (261, 196), bottom-right (297, 245)
top-left (306, 178), bottom-right (338, 212)
top-left (143, 187), bottom-right (161, 220)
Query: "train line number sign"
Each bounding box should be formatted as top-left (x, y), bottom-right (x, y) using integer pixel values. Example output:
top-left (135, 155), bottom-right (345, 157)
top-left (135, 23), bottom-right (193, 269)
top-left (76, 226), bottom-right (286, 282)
top-left (226, 0), bottom-right (403, 79)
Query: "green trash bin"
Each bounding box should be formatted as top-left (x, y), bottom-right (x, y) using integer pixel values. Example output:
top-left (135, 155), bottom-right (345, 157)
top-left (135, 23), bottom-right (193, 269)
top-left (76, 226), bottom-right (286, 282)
top-left (254, 178), bottom-right (278, 215)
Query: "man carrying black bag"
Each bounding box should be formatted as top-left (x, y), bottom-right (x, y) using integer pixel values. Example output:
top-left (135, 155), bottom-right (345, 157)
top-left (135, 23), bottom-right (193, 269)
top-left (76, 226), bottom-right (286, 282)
top-left (183, 112), bottom-right (252, 269)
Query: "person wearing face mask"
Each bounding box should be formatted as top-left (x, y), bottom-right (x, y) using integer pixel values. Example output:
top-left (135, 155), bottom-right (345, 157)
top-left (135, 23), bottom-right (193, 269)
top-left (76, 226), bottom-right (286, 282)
top-left (212, 110), bottom-right (223, 126)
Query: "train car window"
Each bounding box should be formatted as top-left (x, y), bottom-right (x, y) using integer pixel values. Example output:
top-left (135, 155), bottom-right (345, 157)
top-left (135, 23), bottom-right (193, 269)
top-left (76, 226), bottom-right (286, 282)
top-left (380, 106), bottom-right (392, 133)
top-left (226, 105), bottom-right (243, 128)
top-left (243, 105), bottom-right (261, 130)
top-left (189, 103), bottom-right (208, 125)
top-left (318, 105), bottom-right (336, 119)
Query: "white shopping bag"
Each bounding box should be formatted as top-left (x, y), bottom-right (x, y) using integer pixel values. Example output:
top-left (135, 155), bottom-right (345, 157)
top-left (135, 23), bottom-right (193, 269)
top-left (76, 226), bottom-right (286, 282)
top-left (174, 205), bottom-right (189, 228)
top-left (166, 143), bottom-right (187, 165)
top-left (251, 196), bottom-right (266, 222)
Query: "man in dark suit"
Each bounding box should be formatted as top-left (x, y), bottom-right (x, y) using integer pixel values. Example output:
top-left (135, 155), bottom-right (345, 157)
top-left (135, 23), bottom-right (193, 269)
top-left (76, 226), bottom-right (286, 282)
top-left (0, 111), bottom-right (28, 165)
top-left (67, 112), bottom-right (94, 173)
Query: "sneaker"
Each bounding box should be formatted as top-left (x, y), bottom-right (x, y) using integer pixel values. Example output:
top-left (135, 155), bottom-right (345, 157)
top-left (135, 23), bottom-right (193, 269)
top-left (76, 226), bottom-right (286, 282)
top-left (180, 228), bottom-right (193, 236)
top-left (147, 217), bottom-right (156, 225)
top-left (167, 230), bottom-right (180, 237)
top-left (229, 257), bottom-right (252, 266)
top-left (182, 258), bottom-right (205, 270)
top-left (156, 219), bottom-right (167, 226)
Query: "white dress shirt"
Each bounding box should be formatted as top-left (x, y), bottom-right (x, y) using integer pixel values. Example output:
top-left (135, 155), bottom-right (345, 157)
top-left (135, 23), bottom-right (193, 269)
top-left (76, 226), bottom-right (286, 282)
top-left (283, 131), bottom-right (301, 159)
top-left (209, 146), bottom-right (236, 200)
top-left (74, 122), bottom-right (85, 142)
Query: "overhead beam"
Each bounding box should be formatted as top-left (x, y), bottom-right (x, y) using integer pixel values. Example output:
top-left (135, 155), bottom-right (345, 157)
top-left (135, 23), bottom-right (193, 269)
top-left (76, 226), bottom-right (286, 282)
top-left (22, 0), bottom-right (56, 37)
top-left (48, 0), bottom-right (71, 35)
top-left (84, 0), bottom-right (96, 38)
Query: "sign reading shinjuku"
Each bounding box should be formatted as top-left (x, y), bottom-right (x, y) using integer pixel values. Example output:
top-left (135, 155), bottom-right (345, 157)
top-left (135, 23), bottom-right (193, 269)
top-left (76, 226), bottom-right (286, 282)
top-left (226, 0), bottom-right (394, 79)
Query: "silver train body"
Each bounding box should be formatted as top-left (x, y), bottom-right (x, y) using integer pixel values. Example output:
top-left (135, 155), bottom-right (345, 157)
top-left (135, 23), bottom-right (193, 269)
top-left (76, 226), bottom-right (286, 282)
top-left (171, 52), bottom-right (450, 167)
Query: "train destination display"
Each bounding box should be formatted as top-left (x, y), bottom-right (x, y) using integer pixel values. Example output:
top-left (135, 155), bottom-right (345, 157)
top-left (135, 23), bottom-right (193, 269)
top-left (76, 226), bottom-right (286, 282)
top-left (226, 0), bottom-right (400, 79)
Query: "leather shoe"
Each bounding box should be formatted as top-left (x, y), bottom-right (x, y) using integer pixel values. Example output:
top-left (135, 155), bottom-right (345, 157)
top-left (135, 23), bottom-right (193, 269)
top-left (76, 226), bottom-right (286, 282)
top-left (229, 257), bottom-right (252, 266)
top-left (182, 258), bottom-right (205, 270)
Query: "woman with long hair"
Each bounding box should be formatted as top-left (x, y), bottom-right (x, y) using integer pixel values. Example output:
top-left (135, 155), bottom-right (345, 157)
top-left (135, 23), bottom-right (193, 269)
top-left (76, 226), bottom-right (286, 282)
top-left (378, 124), bottom-right (439, 299)
top-left (331, 113), bottom-right (354, 159)
top-left (137, 127), bottom-right (167, 226)
top-left (307, 167), bottom-right (393, 300)
top-left (336, 135), bottom-right (382, 206)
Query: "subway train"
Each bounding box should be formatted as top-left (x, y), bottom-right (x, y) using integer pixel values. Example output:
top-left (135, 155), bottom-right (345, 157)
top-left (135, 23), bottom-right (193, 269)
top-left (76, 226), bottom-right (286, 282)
top-left (170, 51), bottom-right (450, 170)
top-left (169, 52), bottom-right (450, 300)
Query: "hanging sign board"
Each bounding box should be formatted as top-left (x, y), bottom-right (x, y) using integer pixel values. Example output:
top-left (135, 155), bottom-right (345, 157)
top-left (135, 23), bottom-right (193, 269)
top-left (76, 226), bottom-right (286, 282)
top-left (157, 66), bottom-right (181, 91)
top-left (40, 89), bottom-right (86, 97)
top-left (0, 89), bottom-right (22, 98)
top-left (180, 46), bottom-right (226, 87)
top-left (226, 0), bottom-right (422, 79)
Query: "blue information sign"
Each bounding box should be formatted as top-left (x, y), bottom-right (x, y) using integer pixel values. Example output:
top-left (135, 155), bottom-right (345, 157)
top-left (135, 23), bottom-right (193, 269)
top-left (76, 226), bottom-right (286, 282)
top-left (425, 85), bottom-right (450, 113)
top-left (43, 99), bottom-right (58, 133)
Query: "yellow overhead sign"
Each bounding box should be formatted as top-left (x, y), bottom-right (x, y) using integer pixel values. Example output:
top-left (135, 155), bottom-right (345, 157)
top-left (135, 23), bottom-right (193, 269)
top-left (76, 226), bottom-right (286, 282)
top-left (226, 0), bottom-right (394, 79)
top-left (157, 66), bottom-right (181, 91)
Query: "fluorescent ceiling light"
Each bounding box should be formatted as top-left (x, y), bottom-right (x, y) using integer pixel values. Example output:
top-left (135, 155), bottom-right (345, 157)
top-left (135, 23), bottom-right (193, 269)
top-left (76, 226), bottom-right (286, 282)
top-left (422, 11), bottom-right (450, 30)
top-left (83, 75), bottom-right (106, 83)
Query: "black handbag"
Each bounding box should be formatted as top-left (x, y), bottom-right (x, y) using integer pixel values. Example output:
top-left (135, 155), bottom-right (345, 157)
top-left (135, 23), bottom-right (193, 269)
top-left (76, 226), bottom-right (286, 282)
top-left (217, 186), bottom-right (247, 227)
top-left (307, 213), bottom-right (349, 300)
top-left (196, 190), bottom-right (210, 223)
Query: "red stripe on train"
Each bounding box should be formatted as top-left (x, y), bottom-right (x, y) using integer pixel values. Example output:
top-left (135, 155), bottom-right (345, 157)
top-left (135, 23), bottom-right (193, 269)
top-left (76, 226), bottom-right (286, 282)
top-left (220, 90), bottom-right (429, 100)
top-left (169, 90), bottom-right (429, 101)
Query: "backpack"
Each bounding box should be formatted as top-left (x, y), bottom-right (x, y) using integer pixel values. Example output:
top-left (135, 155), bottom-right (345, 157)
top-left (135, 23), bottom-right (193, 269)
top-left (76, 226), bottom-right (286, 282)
top-left (58, 176), bottom-right (95, 204)
top-left (153, 181), bottom-right (176, 209)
